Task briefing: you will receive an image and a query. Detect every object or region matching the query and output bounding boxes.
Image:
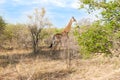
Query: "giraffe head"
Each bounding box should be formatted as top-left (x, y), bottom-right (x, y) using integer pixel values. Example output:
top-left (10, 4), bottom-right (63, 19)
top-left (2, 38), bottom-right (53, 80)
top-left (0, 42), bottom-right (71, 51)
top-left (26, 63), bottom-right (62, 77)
top-left (71, 16), bottom-right (79, 27)
top-left (71, 16), bottom-right (77, 22)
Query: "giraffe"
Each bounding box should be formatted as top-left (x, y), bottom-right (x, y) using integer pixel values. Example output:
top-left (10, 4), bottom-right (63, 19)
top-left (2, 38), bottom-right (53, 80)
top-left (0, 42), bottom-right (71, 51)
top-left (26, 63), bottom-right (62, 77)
top-left (49, 17), bottom-right (77, 49)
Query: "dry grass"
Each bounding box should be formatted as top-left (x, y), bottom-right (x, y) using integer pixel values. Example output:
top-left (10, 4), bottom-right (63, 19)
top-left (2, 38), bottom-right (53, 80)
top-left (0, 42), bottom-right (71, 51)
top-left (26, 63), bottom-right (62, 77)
top-left (0, 49), bottom-right (120, 80)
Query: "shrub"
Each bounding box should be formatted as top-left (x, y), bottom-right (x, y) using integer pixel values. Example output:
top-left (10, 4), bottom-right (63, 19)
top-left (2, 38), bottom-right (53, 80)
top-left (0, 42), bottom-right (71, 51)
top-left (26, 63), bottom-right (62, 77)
top-left (74, 22), bottom-right (112, 58)
top-left (0, 16), bottom-right (6, 32)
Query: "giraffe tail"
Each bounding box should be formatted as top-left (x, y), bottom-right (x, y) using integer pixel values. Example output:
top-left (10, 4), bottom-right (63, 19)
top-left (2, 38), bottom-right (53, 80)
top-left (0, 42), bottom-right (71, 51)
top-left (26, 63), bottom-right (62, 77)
top-left (49, 43), bottom-right (53, 48)
top-left (49, 35), bottom-right (55, 48)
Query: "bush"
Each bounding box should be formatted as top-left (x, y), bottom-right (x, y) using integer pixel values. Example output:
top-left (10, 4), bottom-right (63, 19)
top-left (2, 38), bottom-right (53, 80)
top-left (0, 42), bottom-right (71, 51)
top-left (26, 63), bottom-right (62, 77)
top-left (74, 22), bottom-right (112, 58)
top-left (0, 16), bottom-right (6, 32)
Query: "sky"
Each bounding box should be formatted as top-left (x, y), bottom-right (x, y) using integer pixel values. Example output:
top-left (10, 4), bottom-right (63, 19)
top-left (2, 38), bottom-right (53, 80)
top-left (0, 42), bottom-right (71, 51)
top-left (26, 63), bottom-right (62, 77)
top-left (0, 0), bottom-right (100, 28)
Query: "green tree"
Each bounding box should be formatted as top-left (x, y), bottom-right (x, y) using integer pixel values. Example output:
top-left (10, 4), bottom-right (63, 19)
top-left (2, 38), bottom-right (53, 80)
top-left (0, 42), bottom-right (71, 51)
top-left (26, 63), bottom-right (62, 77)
top-left (74, 22), bottom-right (112, 58)
top-left (80, 0), bottom-right (120, 31)
top-left (0, 16), bottom-right (6, 34)
top-left (0, 16), bottom-right (6, 48)
top-left (75, 0), bottom-right (120, 57)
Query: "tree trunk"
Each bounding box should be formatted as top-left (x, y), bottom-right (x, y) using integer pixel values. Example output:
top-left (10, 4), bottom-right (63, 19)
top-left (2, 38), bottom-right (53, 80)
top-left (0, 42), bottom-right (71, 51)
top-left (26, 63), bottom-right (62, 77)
top-left (32, 33), bottom-right (39, 53)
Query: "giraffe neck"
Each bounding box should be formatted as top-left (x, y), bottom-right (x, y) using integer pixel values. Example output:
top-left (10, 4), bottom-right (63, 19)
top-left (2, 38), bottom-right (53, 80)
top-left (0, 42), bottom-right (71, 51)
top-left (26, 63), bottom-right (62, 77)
top-left (63, 19), bottom-right (73, 33)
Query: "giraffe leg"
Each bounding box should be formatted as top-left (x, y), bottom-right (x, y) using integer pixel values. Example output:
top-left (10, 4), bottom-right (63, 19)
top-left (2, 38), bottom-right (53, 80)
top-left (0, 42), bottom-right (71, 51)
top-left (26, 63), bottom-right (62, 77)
top-left (58, 41), bottom-right (62, 51)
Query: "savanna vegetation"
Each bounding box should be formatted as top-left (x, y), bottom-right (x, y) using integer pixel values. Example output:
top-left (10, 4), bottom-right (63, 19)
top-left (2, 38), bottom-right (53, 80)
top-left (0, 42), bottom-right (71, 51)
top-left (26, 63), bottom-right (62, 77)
top-left (0, 0), bottom-right (120, 80)
top-left (74, 0), bottom-right (120, 58)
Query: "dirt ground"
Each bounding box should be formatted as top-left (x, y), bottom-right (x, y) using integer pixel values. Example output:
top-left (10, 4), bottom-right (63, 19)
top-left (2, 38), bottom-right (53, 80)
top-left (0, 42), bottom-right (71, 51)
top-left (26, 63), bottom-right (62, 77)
top-left (0, 47), bottom-right (120, 80)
